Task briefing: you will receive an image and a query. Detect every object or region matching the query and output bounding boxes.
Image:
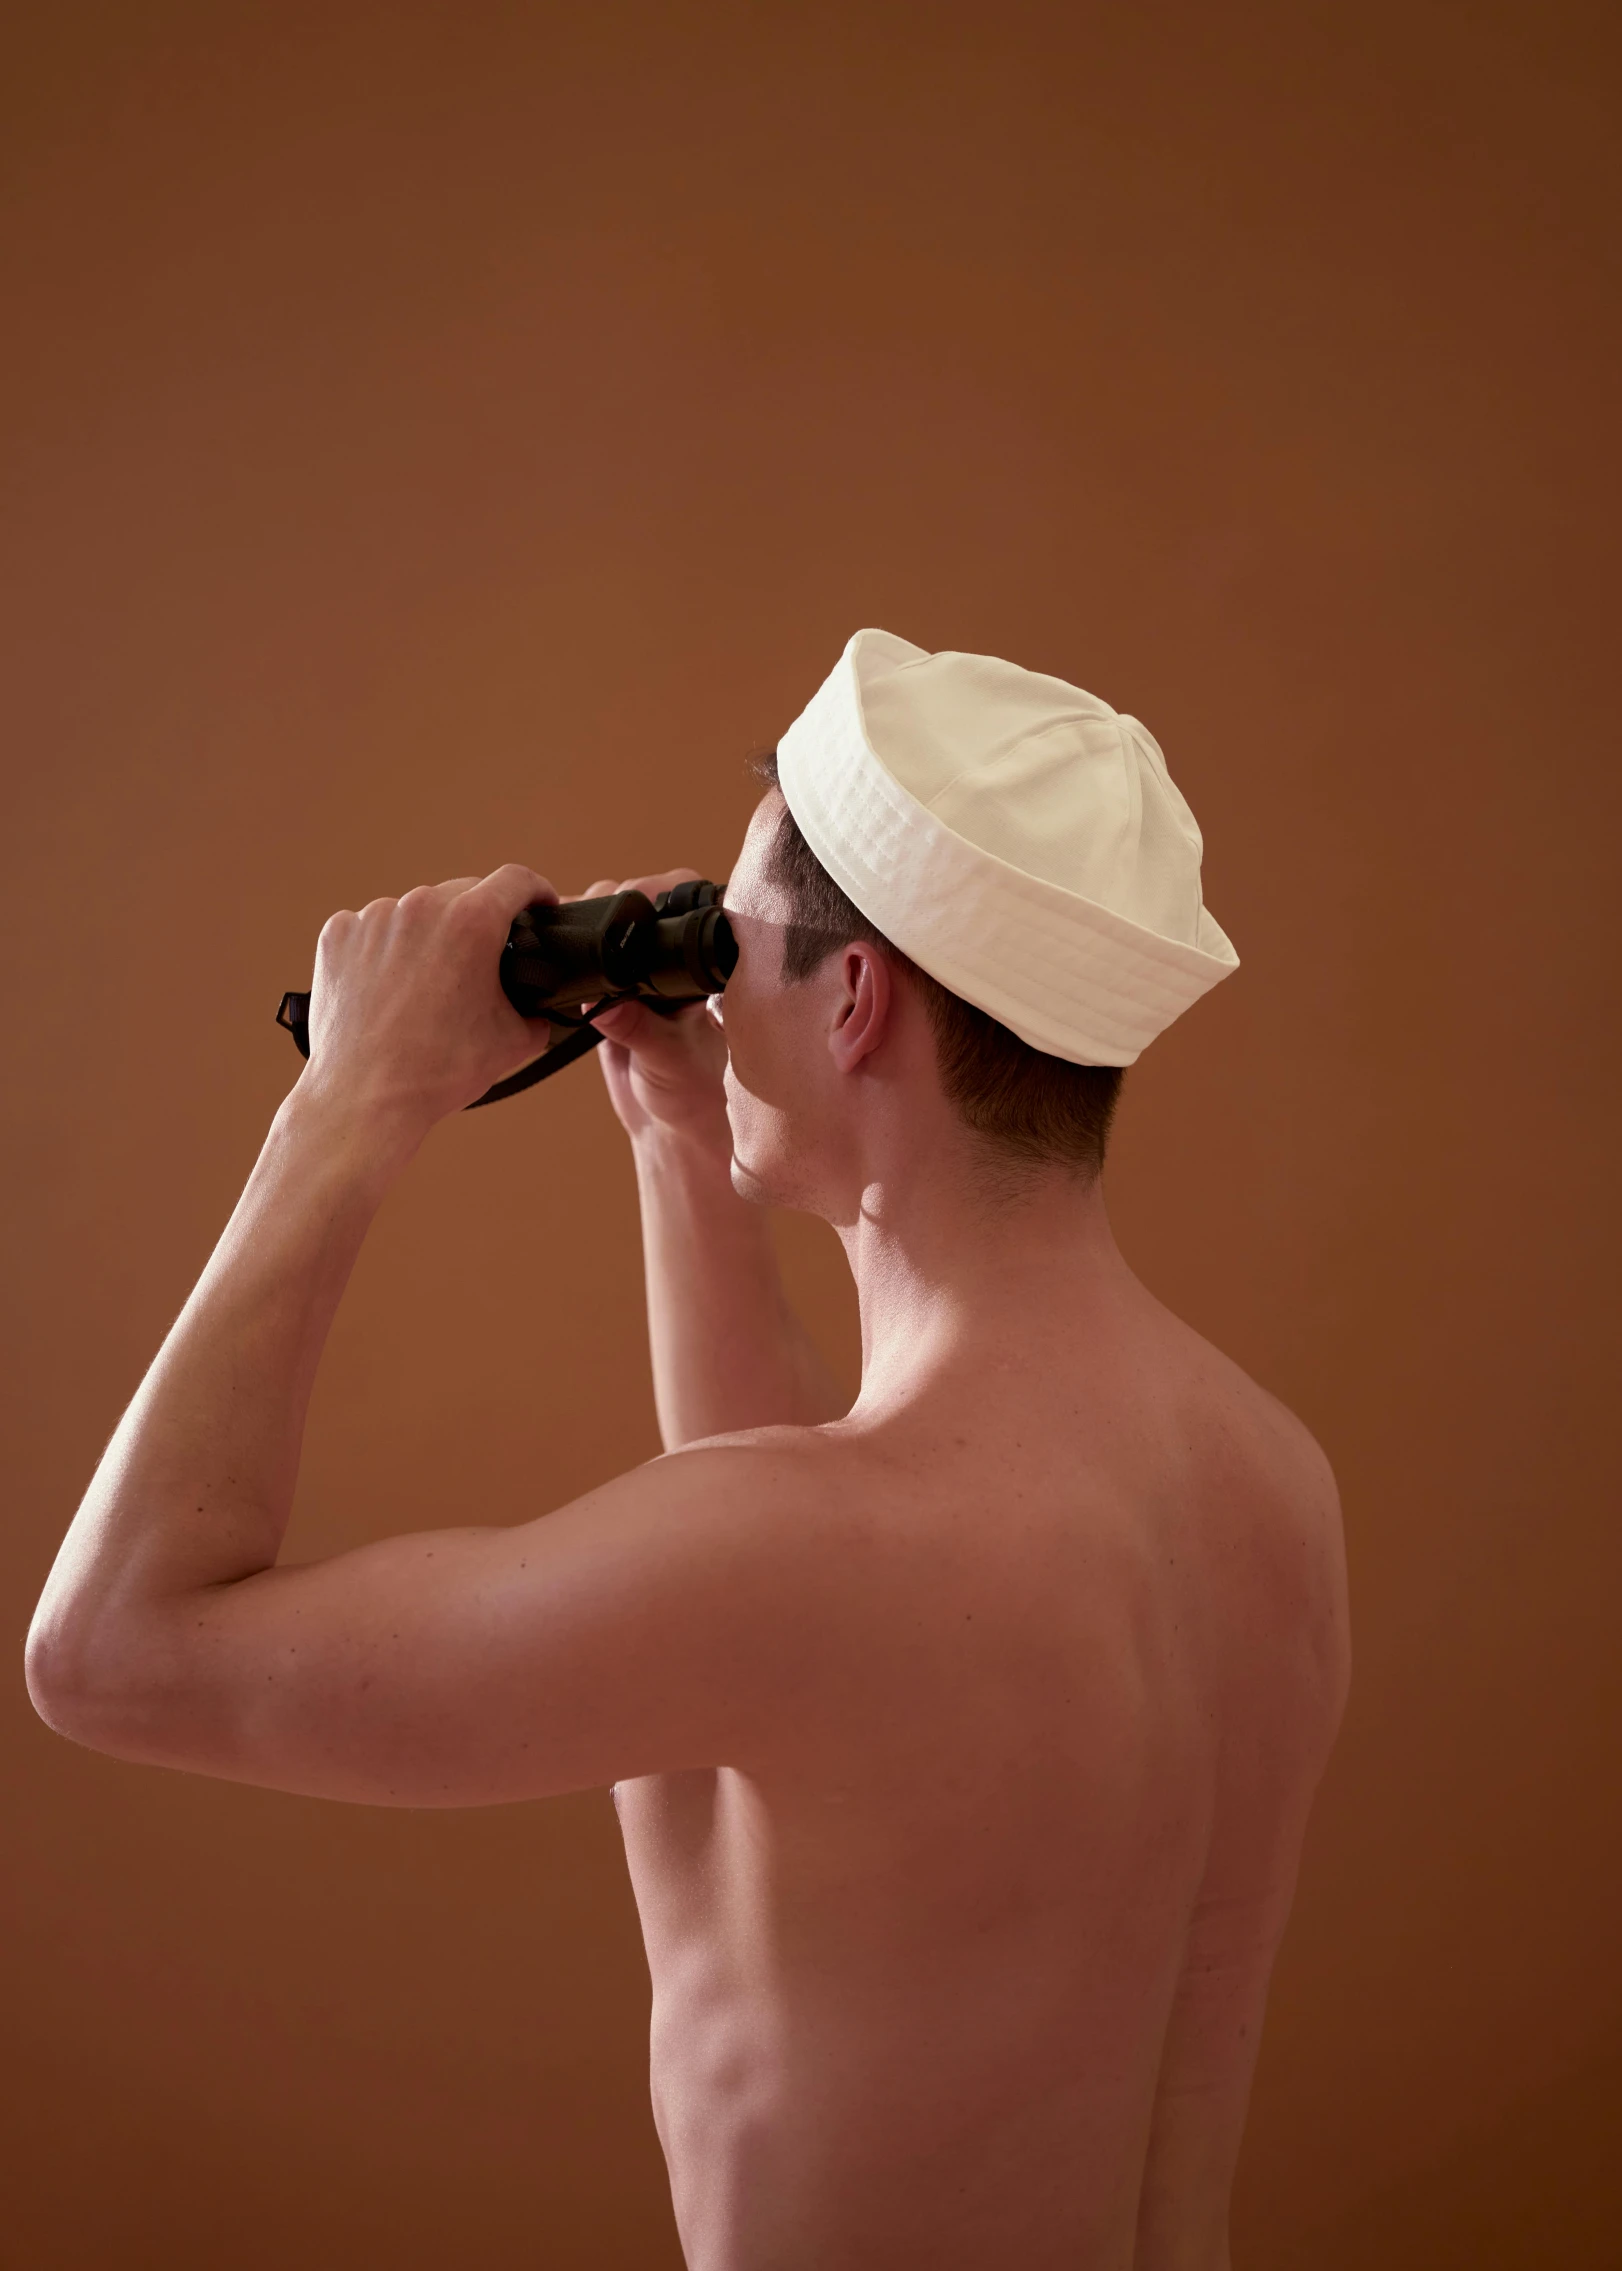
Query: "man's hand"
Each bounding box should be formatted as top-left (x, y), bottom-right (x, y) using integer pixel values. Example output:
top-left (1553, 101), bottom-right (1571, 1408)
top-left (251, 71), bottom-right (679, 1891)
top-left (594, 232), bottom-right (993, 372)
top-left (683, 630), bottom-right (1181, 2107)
top-left (576, 870), bottom-right (845, 1449)
top-left (582, 870), bottom-right (731, 1151)
top-left (304, 864), bottom-right (559, 1138)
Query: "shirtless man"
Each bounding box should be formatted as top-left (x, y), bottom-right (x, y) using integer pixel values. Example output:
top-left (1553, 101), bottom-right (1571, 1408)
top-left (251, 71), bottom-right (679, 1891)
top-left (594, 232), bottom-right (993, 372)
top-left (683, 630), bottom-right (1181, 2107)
top-left (27, 631), bottom-right (1349, 2269)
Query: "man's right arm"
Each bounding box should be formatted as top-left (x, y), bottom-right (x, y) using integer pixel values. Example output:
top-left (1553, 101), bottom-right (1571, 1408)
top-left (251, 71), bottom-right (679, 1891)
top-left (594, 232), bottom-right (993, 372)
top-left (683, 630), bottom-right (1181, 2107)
top-left (589, 873), bottom-right (846, 1450)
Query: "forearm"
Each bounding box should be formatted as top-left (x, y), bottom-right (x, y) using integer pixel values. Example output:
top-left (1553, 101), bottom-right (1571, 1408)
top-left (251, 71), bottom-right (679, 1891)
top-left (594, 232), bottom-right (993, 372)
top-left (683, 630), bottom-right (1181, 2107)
top-left (28, 1083), bottom-right (416, 1712)
top-left (632, 1125), bottom-right (846, 1449)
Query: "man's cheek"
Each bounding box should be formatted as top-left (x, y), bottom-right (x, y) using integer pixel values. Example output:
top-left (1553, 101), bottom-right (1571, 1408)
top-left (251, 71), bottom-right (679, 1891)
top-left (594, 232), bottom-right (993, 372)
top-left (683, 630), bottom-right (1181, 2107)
top-left (721, 1059), bottom-right (754, 1140)
top-left (718, 1001), bottom-right (766, 1098)
top-left (720, 1081), bottom-right (771, 1192)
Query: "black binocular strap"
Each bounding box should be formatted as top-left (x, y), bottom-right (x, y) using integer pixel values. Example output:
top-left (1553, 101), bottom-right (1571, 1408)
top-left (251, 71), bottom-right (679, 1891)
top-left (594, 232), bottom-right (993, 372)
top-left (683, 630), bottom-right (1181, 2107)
top-left (275, 990), bottom-right (632, 1110)
top-left (466, 1019), bottom-right (606, 1106)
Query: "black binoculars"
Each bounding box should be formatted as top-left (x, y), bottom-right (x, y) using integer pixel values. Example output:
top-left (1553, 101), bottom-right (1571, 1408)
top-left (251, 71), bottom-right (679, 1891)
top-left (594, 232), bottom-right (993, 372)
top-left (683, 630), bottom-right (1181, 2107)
top-left (276, 879), bottom-right (737, 1108)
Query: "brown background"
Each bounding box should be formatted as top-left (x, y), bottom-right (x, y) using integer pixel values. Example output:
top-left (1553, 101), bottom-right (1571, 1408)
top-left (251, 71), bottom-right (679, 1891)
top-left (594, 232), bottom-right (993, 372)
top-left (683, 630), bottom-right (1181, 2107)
top-left (3, 3), bottom-right (1618, 2265)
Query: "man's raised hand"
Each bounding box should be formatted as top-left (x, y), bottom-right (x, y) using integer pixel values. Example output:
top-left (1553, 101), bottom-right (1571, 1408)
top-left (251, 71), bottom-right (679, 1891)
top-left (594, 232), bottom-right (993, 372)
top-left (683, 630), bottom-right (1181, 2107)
top-left (581, 871), bottom-right (732, 1150)
top-left (304, 864), bottom-right (559, 1135)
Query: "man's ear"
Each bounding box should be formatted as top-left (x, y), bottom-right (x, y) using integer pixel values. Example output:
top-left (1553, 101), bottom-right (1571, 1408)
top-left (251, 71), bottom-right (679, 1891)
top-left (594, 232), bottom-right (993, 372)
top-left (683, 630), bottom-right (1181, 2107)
top-left (828, 943), bottom-right (894, 1073)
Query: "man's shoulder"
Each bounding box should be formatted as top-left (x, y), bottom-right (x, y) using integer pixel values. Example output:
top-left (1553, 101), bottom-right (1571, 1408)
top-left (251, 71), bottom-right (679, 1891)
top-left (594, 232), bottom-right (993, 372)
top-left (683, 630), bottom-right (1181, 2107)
top-left (1138, 1306), bottom-right (1346, 1640)
top-left (637, 1420), bottom-right (857, 1519)
top-left (1165, 1334), bottom-right (1349, 1718)
top-left (571, 1421), bottom-right (857, 1553)
top-left (1148, 1301), bottom-right (1339, 1516)
top-left (600, 1422), bottom-right (904, 1615)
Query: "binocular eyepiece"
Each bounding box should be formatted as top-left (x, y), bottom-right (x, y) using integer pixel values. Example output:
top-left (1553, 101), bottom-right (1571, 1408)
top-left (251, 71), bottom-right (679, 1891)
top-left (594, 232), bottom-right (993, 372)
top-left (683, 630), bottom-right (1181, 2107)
top-left (276, 879), bottom-right (737, 1108)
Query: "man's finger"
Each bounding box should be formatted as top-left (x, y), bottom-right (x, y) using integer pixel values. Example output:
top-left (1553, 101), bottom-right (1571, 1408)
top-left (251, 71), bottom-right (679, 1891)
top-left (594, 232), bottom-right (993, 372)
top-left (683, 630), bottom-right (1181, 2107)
top-left (463, 863), bottom-right (559, 923)
top-left (573, 868), bottom-right (704, 907)
top-left (592, 1000), bottom-right (653, 1046)
top-left (619, 867), bottom-right (704, 902)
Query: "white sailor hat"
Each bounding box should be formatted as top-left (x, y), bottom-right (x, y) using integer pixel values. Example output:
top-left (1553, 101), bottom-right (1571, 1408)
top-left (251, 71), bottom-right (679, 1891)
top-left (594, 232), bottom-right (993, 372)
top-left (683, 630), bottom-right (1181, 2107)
top-left (775, 629), bottom-right (1239, 1067)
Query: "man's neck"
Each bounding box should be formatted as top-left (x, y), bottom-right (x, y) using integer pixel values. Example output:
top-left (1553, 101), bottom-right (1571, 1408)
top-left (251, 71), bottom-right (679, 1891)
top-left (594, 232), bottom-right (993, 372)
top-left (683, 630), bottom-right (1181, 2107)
top-left (832, 1145), bottom-right (1135, 1412)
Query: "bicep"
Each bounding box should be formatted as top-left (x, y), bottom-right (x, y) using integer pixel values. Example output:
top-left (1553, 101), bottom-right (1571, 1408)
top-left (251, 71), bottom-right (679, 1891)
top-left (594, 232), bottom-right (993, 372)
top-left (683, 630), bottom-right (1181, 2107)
top-left (119, 1453), bottom-right (808, 1807)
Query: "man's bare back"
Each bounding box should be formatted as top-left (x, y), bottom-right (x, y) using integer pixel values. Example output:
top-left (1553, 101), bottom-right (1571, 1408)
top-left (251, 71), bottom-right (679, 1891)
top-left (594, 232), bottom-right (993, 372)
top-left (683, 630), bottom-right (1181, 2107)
top-left (27, 783), bottom-right (1348, 2270)
top-left (622, 1279), bottom-right (1346, 2270)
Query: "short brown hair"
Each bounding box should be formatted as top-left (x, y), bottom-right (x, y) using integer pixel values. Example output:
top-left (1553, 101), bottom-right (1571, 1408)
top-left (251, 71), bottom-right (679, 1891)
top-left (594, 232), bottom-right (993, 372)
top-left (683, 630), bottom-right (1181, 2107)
top-left (753, 754), bottom-right (1123, 1177)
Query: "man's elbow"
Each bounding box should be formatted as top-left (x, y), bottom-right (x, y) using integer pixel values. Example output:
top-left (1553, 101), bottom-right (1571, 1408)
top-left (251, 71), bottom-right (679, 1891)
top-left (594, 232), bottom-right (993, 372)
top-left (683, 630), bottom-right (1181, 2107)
top-left (25, 1597), bottom-right (104, 1742)
top-left (26, 1607), bottom-right (89, 1740)
top-left (25, 1597), bottom-right (161, 1755)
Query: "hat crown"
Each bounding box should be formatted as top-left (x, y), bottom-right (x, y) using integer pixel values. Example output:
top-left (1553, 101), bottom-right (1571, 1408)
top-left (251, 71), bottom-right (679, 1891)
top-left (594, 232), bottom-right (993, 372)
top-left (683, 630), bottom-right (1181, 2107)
top-left (775, 629), bottom-right (1237, 1066)
top-left (853, 634), bottom-right (1208, 949)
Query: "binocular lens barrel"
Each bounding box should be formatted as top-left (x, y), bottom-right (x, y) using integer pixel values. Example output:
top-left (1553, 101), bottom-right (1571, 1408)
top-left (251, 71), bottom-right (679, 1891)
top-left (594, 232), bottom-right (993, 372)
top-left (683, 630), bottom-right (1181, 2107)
top-left (499, 882), bottom-right (736, 1020)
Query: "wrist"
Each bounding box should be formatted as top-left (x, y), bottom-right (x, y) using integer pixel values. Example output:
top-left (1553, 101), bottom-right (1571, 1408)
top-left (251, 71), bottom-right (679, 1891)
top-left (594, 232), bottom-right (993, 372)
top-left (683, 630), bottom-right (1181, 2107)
top-left (271, 1073), bottom-right (431, 1196)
